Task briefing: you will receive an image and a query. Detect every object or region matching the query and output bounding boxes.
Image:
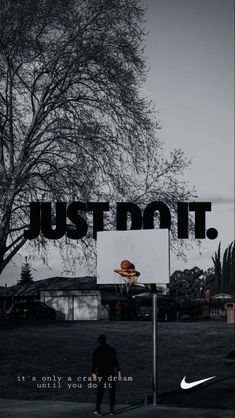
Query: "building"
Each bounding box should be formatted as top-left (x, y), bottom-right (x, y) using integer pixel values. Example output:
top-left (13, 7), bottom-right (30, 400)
top-left (0, 276), bottom-right (145, 321)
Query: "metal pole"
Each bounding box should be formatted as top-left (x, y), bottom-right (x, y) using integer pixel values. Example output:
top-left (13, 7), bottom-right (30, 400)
top-left (152, 292), bottom-right (158, 405)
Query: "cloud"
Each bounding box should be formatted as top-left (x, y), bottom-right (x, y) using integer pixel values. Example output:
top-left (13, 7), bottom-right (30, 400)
top-left (199, 195), bottom-right (234, 205)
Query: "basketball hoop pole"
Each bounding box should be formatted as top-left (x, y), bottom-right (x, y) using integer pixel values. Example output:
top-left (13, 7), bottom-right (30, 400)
top-left (152, 292), bottom-right (158, 405)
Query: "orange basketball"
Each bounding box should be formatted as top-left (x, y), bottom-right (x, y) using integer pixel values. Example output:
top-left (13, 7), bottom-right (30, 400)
top-left (120, 260), bottom-right (135, 270)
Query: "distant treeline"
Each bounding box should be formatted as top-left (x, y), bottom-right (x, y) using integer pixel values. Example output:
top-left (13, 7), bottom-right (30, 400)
top-left (168, 241), bottom-right (234, 303)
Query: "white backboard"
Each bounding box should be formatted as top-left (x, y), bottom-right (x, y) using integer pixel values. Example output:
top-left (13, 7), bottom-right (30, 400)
top-left (96, 229), bottom-right (170, 284)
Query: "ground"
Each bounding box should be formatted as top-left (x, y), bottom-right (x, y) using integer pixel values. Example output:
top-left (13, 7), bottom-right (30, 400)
top-left (0, 320), bottom-right (234, 409)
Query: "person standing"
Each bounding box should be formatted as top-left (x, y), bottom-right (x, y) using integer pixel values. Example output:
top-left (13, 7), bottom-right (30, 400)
top-left (91, 334), bottom-right (121, 416)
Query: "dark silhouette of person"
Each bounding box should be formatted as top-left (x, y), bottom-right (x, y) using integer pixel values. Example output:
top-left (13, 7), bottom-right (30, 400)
top-left (91, 334), bottom-right (121, 415)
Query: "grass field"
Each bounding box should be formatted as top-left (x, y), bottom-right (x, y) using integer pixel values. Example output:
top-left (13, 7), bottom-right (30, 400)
top-left (0, 320), bottom-right (234, 409)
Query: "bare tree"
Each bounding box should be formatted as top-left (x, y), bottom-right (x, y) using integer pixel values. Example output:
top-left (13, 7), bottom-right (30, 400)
top-left (0, 0), bottom-right (194, 275)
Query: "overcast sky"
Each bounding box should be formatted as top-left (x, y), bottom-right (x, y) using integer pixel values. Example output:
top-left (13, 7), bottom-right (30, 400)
top-left (0, 0), bottom-right (234, 285)
top-left (143, 0), bottom-right (234, 273)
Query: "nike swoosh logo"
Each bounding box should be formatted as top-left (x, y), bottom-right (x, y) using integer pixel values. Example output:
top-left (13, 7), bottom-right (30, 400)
top-left (180, 376), bottom-right (216, 389)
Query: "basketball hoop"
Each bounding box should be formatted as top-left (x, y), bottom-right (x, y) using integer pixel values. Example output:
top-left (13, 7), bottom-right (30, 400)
top-left (97, 229), bottom-right (171, 407)
top-left (114, 259), bottom-right (140, 295)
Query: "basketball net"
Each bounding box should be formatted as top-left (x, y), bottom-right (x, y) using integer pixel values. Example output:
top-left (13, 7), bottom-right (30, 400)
top-left (114, 272), bottom-right (138, 295)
